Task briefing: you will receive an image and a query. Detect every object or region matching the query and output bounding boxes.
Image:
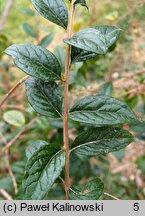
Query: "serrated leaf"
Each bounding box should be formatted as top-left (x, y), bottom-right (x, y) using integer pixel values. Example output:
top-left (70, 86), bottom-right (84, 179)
top-left (39, 33), bottom-right (54, 48)
top-left (71, 127), bottom-right (134, 156)
top-left (23, 144), bottom-right (66, 199)
top-left (25, 77), bottom-right (63, 118)
top-left (32, 0), bottom-right (68, 29)
top-left (70, 26), bottom-right (122, 63)
top-left (98, 82), bottom-right (113, 96)
top-left (69, 95), bottom-right (138, 126)
top-left (26, 140), bottom-right (48, 159)
top-left (22, 23), bottom-right (37, 38)
top-left (74, 0), bottom-right (88, 9)
top-left (3, 110), bottom-right (25, 127)
top-left (69, 178), bottom-right (104, 200)
top-left (5, 44), bottom-right (61, 81)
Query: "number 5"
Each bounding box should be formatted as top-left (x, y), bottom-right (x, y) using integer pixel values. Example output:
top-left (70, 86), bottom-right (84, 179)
top-left (133, 203), bottom-right (139, 211)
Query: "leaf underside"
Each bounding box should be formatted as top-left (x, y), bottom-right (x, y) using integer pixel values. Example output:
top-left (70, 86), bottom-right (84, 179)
top-left (25, 77), bottom-right (63, 118)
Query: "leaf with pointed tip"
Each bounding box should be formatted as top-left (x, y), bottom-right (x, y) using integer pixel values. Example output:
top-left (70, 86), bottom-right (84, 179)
top-left (71, 127), bottom-right (134, 156)
top-left (23, 144), bottom-right (66, 199)
top-left (74, 0), bottom-right (88, 9)
top-left (69, 178), bottom-right (104, 200)
top-left (69, 95), bottom-right (138, 126)
top-left (25, 77), bottom-right (63, 118)
top-left (98, 82), bottom-right (113, 96)
top-left (5, 44), bottom-right (61, 81)
top-left (32, 0), bottom-right (68, 29)
top-left (70, 26), bottom-right (122, 62)
top-left (94, 26), bottom-right (122, 47)
top-left (64, 28), bottom-right (108, 54)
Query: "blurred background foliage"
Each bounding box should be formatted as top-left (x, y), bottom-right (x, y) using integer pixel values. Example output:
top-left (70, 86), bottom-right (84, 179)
top-left (0, 0), bottom-right (145, 200)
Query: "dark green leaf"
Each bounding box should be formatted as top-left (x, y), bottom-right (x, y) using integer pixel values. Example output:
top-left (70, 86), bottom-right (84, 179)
top-left (94, 26), bottom-right (122, 48)
top-left (98, 82), bottom-right (113, 96)
top-left (5, 44), bottom-right (61, 81)
top-left (64, 28), bottom-right (108, 54)
top-left (39, 33), bottom-right (54, 48)
top-left (22, 23), bottom-right (37, 38)
top-left (25, 77), bottom-right (63, 118)
top-left (70, 26), bottom-right (122, 62)
top-left (26, 140), bottom-right (48, 159)
top-left (69, 95), bottom-right (138, 126)
top-left (74, 0), bottom-right (88, 9)
top-left (23, 144), bottom-right (66, 199)
top-left (71, 127), bottom-right (134, 156)
top-left (71, 47), bottom-right (96, 63)
top-left (32, 0), bottom-right (68, 29)
top-left (69, 178), bottom-right (104, 200)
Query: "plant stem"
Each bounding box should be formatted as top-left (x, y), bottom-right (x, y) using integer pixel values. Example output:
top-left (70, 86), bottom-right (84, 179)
top-left (0, 75), bottom-right (29, 109)
top-left (63, 0), bottom-right (75, 200)
top-left (0, 0), bottom-right (14, 32)
top-left (0, 189), bottom-right (12, 200)
top-left (0, 116), bottom-right (38, 157)
top-left (104, 192), bottom-right (120, 200)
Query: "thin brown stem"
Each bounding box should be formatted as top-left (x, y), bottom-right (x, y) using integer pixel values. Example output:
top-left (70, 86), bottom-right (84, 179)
top-left (0, 0), bottom-right (14, 32)
top-left (0, 116), bottom-right (38, 157)
top-left (63, 0), bottom-right (75, 200)
top-left (0, 189), bottom-right (12, 200)
top-left (5, 150), bottom-right (18, 194)
top-left (0, 75), bottom-right (29, 109)
top-left (104, 192), bottom-right (120, 200)
top-left (0, 132), bottom-right (18, 194)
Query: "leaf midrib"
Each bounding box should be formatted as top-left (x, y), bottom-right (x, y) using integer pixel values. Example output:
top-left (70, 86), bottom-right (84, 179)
top-left (36, 0), bottom-right (67, 29)
top-left (27, 149), bottom-right (64, 199)
top-left (71, 137), bottom-right (132, 152)
top-left (39, 83), bottom-right (63, 118)
top-left (14, 49), bottom-right (61, 80)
